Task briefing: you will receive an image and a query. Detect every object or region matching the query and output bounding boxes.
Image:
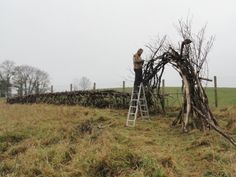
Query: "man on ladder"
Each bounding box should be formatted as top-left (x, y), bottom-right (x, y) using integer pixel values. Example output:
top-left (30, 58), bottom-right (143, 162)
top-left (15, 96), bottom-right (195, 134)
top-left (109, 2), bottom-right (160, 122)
top-left (126, 48), bottom-right (149, 127)
top-left (133, 48), bottom-right (144, 92)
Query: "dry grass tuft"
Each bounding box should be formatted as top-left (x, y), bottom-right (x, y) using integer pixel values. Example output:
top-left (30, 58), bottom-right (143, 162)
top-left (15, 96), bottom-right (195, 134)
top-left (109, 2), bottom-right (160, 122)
top-left (78, 119), bottom-right (93, 135)
top-left (226, 118), bottom-right (236, 133)
top-left (161, 157), bottom-right (174, 169)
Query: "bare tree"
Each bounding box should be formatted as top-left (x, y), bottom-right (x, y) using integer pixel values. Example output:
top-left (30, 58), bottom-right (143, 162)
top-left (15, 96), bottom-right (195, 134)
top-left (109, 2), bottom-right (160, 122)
top-left (176, 18), bottom-right (215, 78)
top-left (13, 65), bottom-right (50, 95)
top-left (0, 60), bottom-right (15, 97)
top-left (72, 78), bottom-right (80, 91)
top-left (35, 69), bottom-right (50, 93)
top-left (79, 76), bottom-right (91, 90)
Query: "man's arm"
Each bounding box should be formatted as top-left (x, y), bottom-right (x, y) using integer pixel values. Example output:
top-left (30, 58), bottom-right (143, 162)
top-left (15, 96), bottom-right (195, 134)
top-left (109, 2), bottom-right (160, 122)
top-left (134, 56), bottom-right (144, 64)
top-left (134, 60), bottom-right (144, 64)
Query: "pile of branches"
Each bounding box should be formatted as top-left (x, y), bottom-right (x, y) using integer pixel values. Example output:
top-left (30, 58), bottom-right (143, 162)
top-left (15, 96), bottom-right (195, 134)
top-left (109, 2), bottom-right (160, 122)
top-left (142, 19), bottom-right (236, 146)
top-left (7, 90), bottom-right (130, 109)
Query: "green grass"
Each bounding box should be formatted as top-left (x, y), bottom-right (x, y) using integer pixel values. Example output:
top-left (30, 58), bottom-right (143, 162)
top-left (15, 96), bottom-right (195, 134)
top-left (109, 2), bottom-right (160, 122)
top-left (0, 102), bottom-right (236, 176)
top-left (114, 87), bottom-right (236, 108)
top-left (0, 97), bottom-right (5, 103)
top-left (206, 87), bottom-right (236, 107)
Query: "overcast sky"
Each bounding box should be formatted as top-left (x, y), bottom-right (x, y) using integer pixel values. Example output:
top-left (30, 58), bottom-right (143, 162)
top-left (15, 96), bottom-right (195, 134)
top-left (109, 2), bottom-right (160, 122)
top-left (0, 0), bottom-right (235, 90)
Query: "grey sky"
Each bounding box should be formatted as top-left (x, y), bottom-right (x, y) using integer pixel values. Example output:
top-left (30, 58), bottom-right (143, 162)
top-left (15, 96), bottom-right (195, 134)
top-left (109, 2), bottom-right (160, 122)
top-left (0, 0), bottom-right (235, 90)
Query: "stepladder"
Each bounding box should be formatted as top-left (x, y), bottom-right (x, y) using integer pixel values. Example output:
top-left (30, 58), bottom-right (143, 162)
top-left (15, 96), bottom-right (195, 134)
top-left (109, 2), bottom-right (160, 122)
top-left (126, 83), bottom-right (149, 127)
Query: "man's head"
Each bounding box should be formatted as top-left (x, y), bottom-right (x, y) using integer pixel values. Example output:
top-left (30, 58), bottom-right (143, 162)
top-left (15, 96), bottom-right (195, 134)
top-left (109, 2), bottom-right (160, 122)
top-left (137, 48), bottom-right (143, 56)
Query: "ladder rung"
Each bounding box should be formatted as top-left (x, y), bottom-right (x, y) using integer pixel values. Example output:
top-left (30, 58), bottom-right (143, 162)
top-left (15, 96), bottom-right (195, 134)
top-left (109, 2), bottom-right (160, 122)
top-left (127, 83), bottom-right (149, 127)
top-left (128, 119), bottom-right (136, 121)
top-left (127, 118), bottom-right (135, 121)
top-left (129, 113), bottom-right (136, 115)
top-left (130, 106), bottom-right (137, 108)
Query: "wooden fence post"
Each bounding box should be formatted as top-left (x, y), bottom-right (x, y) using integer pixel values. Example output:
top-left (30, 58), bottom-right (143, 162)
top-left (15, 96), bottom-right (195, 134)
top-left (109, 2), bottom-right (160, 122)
top-left (51, 85), bottom-right (53, 93)
top-left (19, 83), bottom-right (23, 97)
top-left (123, 81), bottom-right (125, 93)
top-left (214, 76), bottom-right (218, 107)
top-left (122, 81), bottom-right (126, 106)
top-left (70, 84), bottom-right (73, 92)
top-left (162, 79), bottom-right (165, 109)
top-left (36, 82), bottom-right (39, 94)
top-left (93, 82), bottom-right (96, 91)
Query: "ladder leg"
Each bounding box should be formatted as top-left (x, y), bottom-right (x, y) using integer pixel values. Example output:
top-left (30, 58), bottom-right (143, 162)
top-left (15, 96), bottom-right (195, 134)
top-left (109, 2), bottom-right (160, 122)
top-left (126, 83), bottom-right (149, 127)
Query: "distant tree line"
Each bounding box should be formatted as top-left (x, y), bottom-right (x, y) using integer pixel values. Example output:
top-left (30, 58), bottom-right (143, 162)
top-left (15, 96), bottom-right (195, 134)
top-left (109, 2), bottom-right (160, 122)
top-left (0, 60), bottom-right (50, 97)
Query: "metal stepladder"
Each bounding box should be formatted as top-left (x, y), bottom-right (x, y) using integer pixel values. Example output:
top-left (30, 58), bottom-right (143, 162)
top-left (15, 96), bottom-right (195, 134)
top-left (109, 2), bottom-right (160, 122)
top-left (126, 83), bottom-right (149, 127)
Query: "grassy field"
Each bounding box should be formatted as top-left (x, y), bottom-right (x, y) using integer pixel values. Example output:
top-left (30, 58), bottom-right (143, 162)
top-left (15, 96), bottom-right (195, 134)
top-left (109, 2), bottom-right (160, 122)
top-left (115, 87), bottom-right (236, 108)
top-left (0, 102), bottom-right (236, 177)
